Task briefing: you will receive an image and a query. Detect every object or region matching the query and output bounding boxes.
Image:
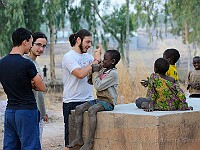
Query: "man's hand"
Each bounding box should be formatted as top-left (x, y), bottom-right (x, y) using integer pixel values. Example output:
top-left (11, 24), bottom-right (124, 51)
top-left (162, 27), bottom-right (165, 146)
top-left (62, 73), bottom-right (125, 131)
top-left (43, 114), bottom-right (49, 122)
top-left (92, 64), bottom-right (100, 72)
top-left (31, 80), bottom-right (36, 89)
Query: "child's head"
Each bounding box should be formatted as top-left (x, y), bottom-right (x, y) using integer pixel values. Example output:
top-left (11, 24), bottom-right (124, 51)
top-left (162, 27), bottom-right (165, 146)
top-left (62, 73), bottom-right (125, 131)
top-left (103, 50), bottom-right (121, 69)
top-left (154, 58), bottom-right (169, 74)
top-left (193, 56), bottom-right (200, 70)
top-left (163, 48), bottom-right (180, 65)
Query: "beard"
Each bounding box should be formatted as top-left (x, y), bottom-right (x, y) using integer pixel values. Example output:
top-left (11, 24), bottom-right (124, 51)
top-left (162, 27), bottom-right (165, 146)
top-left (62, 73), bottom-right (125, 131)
top-left (79, 41), bottom-right (86, 53)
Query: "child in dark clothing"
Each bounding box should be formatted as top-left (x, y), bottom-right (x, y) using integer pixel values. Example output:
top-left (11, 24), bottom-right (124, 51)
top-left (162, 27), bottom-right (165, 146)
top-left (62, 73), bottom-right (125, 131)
top-left (67, 50), bottom-right (121, 150)
top-left (187, 56), bottom-right (200, 98)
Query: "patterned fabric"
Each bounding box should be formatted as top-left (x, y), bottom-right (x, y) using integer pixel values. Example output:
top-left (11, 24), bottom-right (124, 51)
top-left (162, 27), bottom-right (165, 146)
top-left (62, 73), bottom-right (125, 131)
top-left (99, 68), bottom-right (112, 80)
top-left (146, 73), bottom-right (188, 110)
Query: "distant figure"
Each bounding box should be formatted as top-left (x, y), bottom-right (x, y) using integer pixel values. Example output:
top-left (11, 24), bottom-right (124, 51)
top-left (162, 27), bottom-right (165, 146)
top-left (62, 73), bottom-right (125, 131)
top-left (43, 65), bottom-right (48, 80)
top-left (187, 56), bottom-right (200, 98)
top-left (136, 58), bottom-right (192, 111)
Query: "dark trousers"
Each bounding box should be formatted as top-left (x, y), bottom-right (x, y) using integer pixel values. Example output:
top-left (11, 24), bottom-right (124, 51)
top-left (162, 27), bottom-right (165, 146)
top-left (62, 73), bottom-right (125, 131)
top-left (3, 109), bottom-right (41, 150)
top-left (63, 102), bottom-right (85, 146)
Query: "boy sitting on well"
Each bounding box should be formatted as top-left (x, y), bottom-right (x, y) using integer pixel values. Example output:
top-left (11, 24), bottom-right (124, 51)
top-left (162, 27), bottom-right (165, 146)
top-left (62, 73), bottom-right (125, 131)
top-left (187, 56), bottom-right (200, 98)
top-left (136, 58), bottom-right (193, 111)
top-left (67, 50), bottom-right (121, 150)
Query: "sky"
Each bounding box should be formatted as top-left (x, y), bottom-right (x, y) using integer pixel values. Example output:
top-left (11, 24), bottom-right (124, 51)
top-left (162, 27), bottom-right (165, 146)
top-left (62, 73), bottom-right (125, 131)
top-left (111, 0), bottom-right (126, 5)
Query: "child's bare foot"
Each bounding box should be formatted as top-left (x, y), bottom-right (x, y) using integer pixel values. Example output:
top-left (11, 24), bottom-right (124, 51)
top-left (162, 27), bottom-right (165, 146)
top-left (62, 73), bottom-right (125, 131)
top-left (187, 106), bottom-right (193, 110)
top-left (67, 139), bottom-right (84, 148)
top-left (80, 140), bottom-right (93, 150)
top-left (142, 102), bottom-right (154, 112)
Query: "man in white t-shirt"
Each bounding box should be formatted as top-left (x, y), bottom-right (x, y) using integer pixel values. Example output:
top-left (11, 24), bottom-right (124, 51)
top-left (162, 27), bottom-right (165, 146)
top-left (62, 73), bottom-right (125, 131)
top-left (62, 29), bottom-right (101, 150)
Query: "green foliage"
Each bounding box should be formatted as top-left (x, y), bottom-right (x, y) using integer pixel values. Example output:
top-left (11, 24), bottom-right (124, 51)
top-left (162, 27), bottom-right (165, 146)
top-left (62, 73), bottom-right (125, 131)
top-left (0, 0), bottom-right (46, 56)
top-left (67, 6), bottom-right (82, 33)
top-left (0, 0), bottom-right (25, 56)
top-left (102, 5), bottom-right (138, 53)
top-left (23, 0), bottom-right (43, 32)
top-left (134, 0), bottom-right (200, 45)
top-left (167, 0), bottom-right (200, 44)
top-left (43, 0), bottom-right (66, 29)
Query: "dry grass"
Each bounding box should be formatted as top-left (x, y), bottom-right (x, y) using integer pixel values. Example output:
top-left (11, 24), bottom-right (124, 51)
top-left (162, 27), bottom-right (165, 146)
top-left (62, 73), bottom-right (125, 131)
top-left (117, 51), bottom-right (152, 104)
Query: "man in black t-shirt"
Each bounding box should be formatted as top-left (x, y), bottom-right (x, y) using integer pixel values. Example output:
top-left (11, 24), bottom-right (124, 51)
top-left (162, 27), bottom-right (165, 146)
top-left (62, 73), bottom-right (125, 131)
top-left (0, 28), bottom-right (46, 150)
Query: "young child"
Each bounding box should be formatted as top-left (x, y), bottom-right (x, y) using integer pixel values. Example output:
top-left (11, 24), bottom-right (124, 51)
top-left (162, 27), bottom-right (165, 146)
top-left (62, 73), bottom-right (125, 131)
top-left (163, 48), bottom-right (180, 82)
top-left (187, 56), bottom-right (200, 98)
top-left (140, 48), bottom-right (180, 87)
top-left (67, 50), bottom-right (121, 150)
top-left (136, 58), bottom-right (192, 111)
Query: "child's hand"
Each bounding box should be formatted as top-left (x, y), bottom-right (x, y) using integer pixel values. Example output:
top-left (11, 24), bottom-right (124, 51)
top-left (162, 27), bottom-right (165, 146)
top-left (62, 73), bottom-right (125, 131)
top-left (94, 45), bottom-right (102, 62)
top-left (194, 83), bottom-right (200, 90)
top-left (43, 114), bottom-right (49, 122)
top-left (140, 77), bottom-right (149, 87)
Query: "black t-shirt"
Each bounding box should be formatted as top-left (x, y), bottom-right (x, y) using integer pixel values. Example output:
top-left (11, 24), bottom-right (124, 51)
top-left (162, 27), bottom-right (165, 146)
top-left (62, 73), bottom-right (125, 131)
top-left (0, 54), bottom-right (37, 109)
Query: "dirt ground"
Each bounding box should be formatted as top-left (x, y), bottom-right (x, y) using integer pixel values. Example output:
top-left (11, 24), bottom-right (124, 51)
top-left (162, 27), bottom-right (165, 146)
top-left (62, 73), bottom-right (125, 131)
top-left (0, 92), bottom-right (65, 150)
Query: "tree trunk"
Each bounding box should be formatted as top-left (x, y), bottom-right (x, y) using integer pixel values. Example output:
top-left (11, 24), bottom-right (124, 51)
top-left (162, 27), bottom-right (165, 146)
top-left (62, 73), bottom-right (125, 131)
top-left (184, 20), bottom-right (191, 72)
top-left (125, 0), bottom-right (130, 68)
top-left (49, 22), bottom-right (56, 82)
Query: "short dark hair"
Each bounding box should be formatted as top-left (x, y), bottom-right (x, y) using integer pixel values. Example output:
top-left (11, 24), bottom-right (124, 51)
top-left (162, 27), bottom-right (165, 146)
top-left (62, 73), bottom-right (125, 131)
top-left (154, 58), bottom-right (169, 74)
top-left (69, 29), bottom-right (92, 47)
top-left (193, 56), bottom-right (200, 60)
top-left (32, 32), bottom-right (47, 44)
top-left (12, 27), bottom-right (32, 47)
top-left (163, 48), bottom-right (180, 63)
top-left (106, 50), bottom-right (121, 65)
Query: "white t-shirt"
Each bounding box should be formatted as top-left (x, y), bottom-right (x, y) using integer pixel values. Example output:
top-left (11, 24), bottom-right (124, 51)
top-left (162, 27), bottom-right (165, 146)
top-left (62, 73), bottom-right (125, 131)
top-left (62, 50), bottom-right (94, 103)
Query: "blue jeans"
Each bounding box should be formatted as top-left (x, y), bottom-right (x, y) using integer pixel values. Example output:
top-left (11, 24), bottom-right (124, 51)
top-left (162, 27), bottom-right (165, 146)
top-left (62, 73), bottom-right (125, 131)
top-left (3, 109), bottom-right (41, 150)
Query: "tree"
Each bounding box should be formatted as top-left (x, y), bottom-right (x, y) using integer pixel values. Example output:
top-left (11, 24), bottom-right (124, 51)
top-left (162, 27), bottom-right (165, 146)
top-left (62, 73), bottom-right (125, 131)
top-left (126, 0), bottom-right (130, 66)
top-left (0, 0), bottom-right (25, 56)
top-left (66, 0), bottom-right (138, 64)
top-left (134, 0), bottom-right (200, 72)
top-left (102, 5), bottom-right (138, 58)
top-left (43, 0), bottom-right (66, 82)
top-left (166, 0), bottom-right (200, 71)
top-left (23, 0), bottom-right (44, 32)
top-left (0, 0), bottom-right (44, 57)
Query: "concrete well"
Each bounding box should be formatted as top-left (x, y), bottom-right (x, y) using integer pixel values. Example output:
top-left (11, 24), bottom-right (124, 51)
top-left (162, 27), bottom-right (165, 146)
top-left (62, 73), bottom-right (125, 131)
top-left (69, 98), bottom-right (200, 150)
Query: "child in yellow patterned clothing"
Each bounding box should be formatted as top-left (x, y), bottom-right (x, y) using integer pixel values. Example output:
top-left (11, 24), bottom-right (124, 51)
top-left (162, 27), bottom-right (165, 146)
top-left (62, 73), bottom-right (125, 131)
top-left (137, 58), bottom-right (193, 111)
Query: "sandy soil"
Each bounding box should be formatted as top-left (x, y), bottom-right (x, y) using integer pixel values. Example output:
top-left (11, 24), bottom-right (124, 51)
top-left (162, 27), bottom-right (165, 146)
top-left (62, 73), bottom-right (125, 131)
top-left (0, 97), bottom-right (65, 150)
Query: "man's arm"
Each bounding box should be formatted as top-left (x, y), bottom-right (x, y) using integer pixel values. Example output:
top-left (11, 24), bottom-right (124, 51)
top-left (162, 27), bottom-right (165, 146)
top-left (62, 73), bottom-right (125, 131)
top-left (32, 73), bottom-right (46, 92)
top-left (72, 47), bottom-right (102, 79)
